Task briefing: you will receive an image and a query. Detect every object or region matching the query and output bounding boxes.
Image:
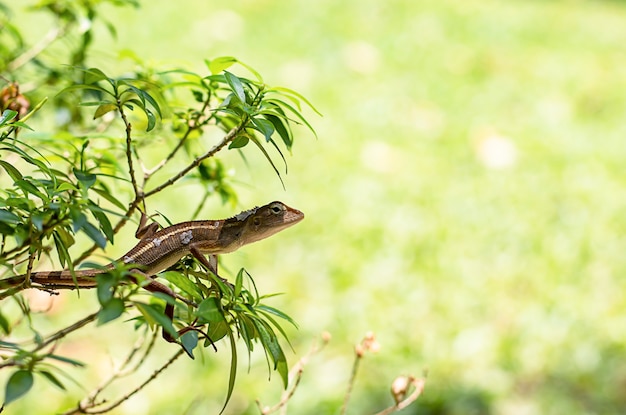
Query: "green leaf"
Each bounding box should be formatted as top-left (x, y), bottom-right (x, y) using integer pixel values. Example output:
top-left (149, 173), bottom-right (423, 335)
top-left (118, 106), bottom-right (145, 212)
top-left (0, 210), bottom-right (20, 225)
top-left (96, 274), bottom-right (116, 304)
top-left (57, 84), bottom-right (113, 97)
top-left (181, 331), bottom-right (198, 359)
top-left (162, 271), bottom-right (201, 300)
top-left (15, 179), bottom-right (47, 201)
top-left (0, 160), bottom-right (23, 182)
top-left (92, 187), bottom-right (126, 210)
top-left (93, 103), bottom-right (118, 119)
top-left (8, 121), bottom-right (33, 131)
top-left (84, 67), bottom-right (111, 85)
top-left (0, 109), bottom-right (18, 127)
top-left (268, 86), bottom-right (322, 116)
top-left (197, 297), bottom-right (225, 323)
top-left (98, 298), bottom-right (125, 325)
top-left (264, 113), bottom-right (292, 149)
top-left (228, 135), bottom-right (249, 149)
top-left (4, 370), bottom-right (33, 405)
top-left (89, 204), bottom-right (114, 243)
top-left (265, 98), bottom-right (317, 138)
top-left (234, 268), bottom-right (244, 298)
top-left (251, 117), bottom-right (275, 142)
top-left (31, 211), bottom-right (46, 231)
top-left (221, 328), bottom-right (237, 415)
top-left (73, 168), bottom-right (97, 189)
top-left (46, 354), bottom-right (85, 367)
top-left (145, 108), bottom-right (156, 131)
top-left (254, 319), bottom-right (288, 387)
top-left (53, 230), bottom-right (73, 269)
top-left (69, 208), bottom-right (87, 232)
top-left (38, 370), bottom-right (66, 390)
top-left (248, 136), bottom-right (284, 188)
top-left (207, 56), bottom-right (238, 75)
top-left (0, 311), bottom-right (10, 334)
top-left (224, 71), bottom-right (246, 103)
top-left (81, 221), bottom-right (107, 248)
top-left (134, 302), bottom-right (177, 339)
top-left (207, 321), bottom-right (229, 343)
top-left (257, 305), bottom-right (298, 328)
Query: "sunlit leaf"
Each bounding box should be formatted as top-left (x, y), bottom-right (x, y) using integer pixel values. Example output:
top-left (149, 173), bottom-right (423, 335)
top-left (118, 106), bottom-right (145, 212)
top-left (93, 103), bottom-right (118, 119)
top-left (207, 56), bottom-right (238, 75)
top-left (224, 71), bottom-right (246, 103)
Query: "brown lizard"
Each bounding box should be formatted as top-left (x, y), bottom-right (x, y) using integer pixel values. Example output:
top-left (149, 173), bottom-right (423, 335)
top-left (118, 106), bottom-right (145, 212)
top-left (0, 201), bottom-right (304, 340)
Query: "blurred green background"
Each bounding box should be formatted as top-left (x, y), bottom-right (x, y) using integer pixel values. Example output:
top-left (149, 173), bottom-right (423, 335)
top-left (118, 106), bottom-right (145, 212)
top-left (8, 0), bottom-right (626, 414)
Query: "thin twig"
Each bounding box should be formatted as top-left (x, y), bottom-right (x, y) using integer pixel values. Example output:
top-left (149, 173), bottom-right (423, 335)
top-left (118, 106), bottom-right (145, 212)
top-left (371, 377), bottom-right (426, 415)
top-left (118, 104), bottom-right (141, 202)
top-left (7, 26), bottom-right (65, 72)
top-left (142, 102), bottom-right (215, 182)
top-left (63, 349), bottom-right (185, 415)
top-left (0, 311), bottom-right (99, 369)
top-left (257, 333), bottom-right (330, 415)
top-left (340, 351), bottom-right (362, 415)
top-left (143, 125), bottom-right (243, 198)
top-left (81, 330), bottom-right (158, 409)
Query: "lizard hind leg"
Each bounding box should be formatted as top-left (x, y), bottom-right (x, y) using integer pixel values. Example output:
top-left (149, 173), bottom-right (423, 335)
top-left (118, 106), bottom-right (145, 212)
top-left (134, 211), bottom-right (161, 240)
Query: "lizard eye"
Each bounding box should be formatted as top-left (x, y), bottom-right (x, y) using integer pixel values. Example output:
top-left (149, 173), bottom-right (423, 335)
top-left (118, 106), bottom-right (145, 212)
top-left (270, 204), bottom-right (283, 214)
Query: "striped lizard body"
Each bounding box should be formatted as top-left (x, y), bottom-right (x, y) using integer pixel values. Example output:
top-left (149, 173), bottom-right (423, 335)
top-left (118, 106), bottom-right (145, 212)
top-left (1, 201), bottom-right (304, 289)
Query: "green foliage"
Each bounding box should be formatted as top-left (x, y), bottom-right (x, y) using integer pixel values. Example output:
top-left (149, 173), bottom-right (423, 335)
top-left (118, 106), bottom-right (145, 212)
top-left (0, 1), bottom-right (317, 412)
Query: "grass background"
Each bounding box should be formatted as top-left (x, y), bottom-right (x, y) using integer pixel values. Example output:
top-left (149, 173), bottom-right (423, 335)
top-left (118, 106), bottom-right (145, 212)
top-left (5, 0), bottom-right (626, 414)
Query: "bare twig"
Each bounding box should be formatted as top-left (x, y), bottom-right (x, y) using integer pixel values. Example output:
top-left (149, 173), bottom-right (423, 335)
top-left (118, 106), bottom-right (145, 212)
top-left (256, 333), bottom-right (330, 415)
top-left (7, 26), bottom-right (65, 72)
top-left (143, 125), bottom-right (243, 199)
top-left (118, 105), bottom-right (141, 202)
top-left (0, 311), bottom-right (99, 369)
top-left (142, 95), bottom-right (215, 182)
top-left (372, 376), bottom-right (426, 415)
top-left (78, 330), bottom-right (158, 410)
top-left (63, 348), bottom-right (185, 415)
top-left (341, 332), bottom-right (380, 415)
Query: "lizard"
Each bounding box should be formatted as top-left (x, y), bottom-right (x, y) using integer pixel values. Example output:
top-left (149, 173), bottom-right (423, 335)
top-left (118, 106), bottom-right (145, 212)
top-left (0, 201), bottom-right (304, 341)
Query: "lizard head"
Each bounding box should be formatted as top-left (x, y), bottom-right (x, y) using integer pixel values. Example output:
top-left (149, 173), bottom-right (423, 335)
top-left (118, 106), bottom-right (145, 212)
top-left (236, 201), bottom-right (304, 245)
